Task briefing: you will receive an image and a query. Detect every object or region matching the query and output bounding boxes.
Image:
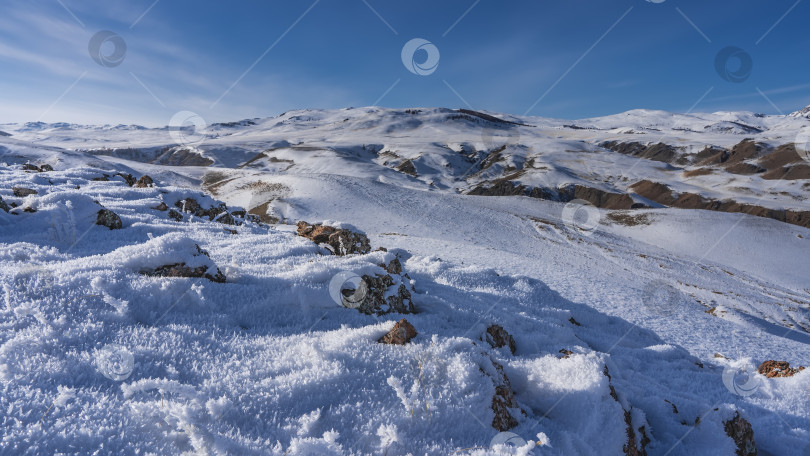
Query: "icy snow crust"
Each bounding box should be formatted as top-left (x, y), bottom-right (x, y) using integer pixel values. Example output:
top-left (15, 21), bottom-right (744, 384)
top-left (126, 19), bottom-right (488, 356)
top-left (0, 107), bottom-right (808, 455)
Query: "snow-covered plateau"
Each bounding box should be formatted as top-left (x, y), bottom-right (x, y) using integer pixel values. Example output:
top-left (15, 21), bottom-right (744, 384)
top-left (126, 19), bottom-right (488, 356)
top-left (0, 106), bottom-right (808, 455)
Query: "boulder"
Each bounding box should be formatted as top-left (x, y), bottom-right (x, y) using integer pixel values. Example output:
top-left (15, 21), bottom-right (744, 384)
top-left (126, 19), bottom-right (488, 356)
top-left (296, 221), bottom-right (371, 256)
top-left (757, 360), bottom-right (805, 378)
top-left (723, 412), bottom-right (757, 456)
top-left (96, 209), bottom-right (123, 230)
top-left (175, 197), bottom-right (204, 217)
top-left (139, 244), bottom-right (226, 283)
top-left (12, 187), bottom-right (37, 197)
top-left (378, 319), bottom-right (417, 345)
top-left (355, 273), bottom-right (414, 315)
top-left (135, 175), bottom-right (154, 188)
top-left (174, 198), bottom-right (242, 226)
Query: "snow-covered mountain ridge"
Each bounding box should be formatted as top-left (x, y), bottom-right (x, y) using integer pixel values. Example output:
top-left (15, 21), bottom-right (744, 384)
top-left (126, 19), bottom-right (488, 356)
top-left (3, 106), bottom-right (808, 227)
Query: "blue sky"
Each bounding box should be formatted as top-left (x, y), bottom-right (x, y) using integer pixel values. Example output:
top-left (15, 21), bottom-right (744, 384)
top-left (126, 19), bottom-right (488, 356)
top-left (0, 0), bottom-right (808, 126)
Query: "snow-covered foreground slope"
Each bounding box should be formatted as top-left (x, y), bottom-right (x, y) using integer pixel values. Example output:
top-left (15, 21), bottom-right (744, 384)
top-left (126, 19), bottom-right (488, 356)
top-left (0, 107), bottom-right (809, 455)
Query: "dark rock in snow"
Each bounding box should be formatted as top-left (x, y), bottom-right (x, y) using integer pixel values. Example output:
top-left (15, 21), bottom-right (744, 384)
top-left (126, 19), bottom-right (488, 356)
top-left (12, 187), bottom-right (38, 197)
top-left (379, 257), bottom-right (402, 275)
top-left (396, 159), bottom-right (418, 177)
top-left (96, 209), bottom-right (123, 229)
top-left (355, 273), bottom-right (415, 315)
top-left (723, 412), bottom-right (757, 456)
top-left (489, 360), bottom-right (522, 431)
top-left (135, 175), bottom-right (154, 188)
top-left (116, 173), bottom-right (137, 186)
top-left (296, 221), bottom-right (371, 256)
top-left (168, 209), bottom-right (183, 221)
top-left (623, 409), bottom-right (650, 456)
top-left (0, 196), bottom-right (9, 212)
top-left (378, 318), bottom-right (417, 345)
top-left (757, 360), bottom-right (805, 378)
top-left (139, 244), bottom-right (226, 283)
top-left (175, 197), bottom-right (204, 216)
top-left (174, 198), bottom-right (242, 226)
top-left (485, 324), bottom-right (516, 354)
top-left (153, 202), bottom-right (169, 211)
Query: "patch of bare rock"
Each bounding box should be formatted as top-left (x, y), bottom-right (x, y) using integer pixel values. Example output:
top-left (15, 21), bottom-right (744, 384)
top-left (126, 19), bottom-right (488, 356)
top-left (469, 181), bottom-right (638, 210)
top-left (296, 221), bottom-right (371, 256)
top-left (173, 197), bottom-right (257, 226)
top-left (603, 365), bottom-right (650, 456)
top-left (377, 318), bottom-right (417, 345)
top-left (22, 163), bottom-right (53, 172)
top-left (723, 413), bottom-right (757, 456)
top-left (488, 359), bottom-right (525, 431)
top-left (139, 244), bottom-right (226, 283)
top-left (12, 187), bottom-right (37, 197)
top-left (630, 179), bottom-right (810, 229)
top-left (96, 208), bottom-right (122, 230)
top-left (757, 360), bottom-right (805, 378)
top-left (484, 324), bottom-right (516, 354)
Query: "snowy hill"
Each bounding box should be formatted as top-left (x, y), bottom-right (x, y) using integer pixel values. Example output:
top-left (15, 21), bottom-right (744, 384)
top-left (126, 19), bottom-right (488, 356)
top-left (1, 106), bottom-right (809, 455)
top-left (790, 104), bottom-right (810, 119)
